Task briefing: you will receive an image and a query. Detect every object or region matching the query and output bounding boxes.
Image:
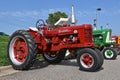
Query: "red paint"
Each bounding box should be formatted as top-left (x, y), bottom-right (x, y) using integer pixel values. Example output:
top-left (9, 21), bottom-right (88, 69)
top-left (28, 24), bottom-right (94, 53)
top-left (112, 36), bottom-right (120, 46)
top-left (82, 54), bottom-right (93, 67)
top-left (13, 38), bottom-right (28, 62)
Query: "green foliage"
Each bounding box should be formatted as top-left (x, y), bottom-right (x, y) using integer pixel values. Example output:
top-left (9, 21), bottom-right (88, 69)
top-left (0, 36), bottom-right (9, 42)
top-left (0, 32), bottom-right (9, 36)
top-left (46, 11), bottom-right (68, 27)
top-left (0, 36), bottom-right (10, 66)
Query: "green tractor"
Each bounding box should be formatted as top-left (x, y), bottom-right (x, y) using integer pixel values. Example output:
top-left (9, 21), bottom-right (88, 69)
top-left (93, 29), bottom-right (117, 60)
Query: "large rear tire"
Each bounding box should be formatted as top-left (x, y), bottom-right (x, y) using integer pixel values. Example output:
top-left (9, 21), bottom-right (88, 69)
top-left (43, 50), bottom-right (66, 64)
top-left (102, 47), bottom-right (117, 60)
top-left (8, 30), bottom-right (37, 70)
top-left (76, 48), bottom-right (102, 72)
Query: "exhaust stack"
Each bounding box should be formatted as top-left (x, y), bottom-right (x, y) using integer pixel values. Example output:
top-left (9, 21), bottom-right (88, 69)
top-left (71, 5), bottom-right (76, 25)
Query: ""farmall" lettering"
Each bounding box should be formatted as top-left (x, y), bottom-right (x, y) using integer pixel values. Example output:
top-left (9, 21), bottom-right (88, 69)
top-left (58, 29), bottom-right (71, 33)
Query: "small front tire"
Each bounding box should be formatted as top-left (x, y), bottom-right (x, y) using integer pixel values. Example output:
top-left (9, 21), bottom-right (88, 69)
top-left (102, 47), bottom-right (117, 60)
top-left (77, 48), bottom-right (102, 72)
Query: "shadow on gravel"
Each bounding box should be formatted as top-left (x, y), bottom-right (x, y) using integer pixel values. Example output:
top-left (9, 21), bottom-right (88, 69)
top-left (59, 60), bottom-right (104, 72)
top-left (95, 67), bottom-right (104, 72)
top-left (58, 60), bottom-right (78, 67)
top-left (29, 59), bottom-right (104, 72)
top-left (30, 60), bottom-right (49, 70)
top-left (30, 59), bottom-right (78, 70)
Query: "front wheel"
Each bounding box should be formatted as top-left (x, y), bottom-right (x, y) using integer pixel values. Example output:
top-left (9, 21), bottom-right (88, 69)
top-left (43, 50), bottom-right (66, 64)
top-left (102, 47), bottom-right (117, 60)
top-left (76, 48), bottom-right (102, 72)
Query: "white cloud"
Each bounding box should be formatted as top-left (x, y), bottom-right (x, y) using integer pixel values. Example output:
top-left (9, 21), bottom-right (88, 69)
top-left (0, 8), bottom-right (69, 19)
top-left (0, 8), bottom-right (119, 23)
top-left (0, 11), bottom-right (45, 19)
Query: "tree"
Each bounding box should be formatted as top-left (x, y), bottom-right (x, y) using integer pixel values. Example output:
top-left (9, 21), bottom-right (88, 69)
top-left (46, 11), bottom-right (68, 27)
top-left (0, 32), bottom-right (9, 36)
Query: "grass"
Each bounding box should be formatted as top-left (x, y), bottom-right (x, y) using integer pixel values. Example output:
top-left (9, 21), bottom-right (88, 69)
top-left (0, 35), bottom-right (44, 66)
top-left (0, 36), bottom-right (10, 66)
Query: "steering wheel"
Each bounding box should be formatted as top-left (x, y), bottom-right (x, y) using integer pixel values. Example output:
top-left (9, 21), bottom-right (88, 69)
top-left (36, 19), bottom-right (45, 29)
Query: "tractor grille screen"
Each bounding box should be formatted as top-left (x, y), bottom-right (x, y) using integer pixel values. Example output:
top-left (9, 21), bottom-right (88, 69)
top-left (84, 28), bottom-right (92, 42)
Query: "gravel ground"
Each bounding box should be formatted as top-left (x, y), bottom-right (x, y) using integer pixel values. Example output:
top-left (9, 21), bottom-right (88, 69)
top-left (1, 56), bottom-right (120, 80)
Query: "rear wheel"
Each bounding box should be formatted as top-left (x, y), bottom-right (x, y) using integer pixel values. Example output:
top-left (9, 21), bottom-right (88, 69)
top-left (8, 30), bottom-right (37, 70)
top-left (43, 50), bottom-right (66, 64)
top-left (77, 48), bottom-right (102, 72)
top-left (102, 47), bottom-right (117, 60)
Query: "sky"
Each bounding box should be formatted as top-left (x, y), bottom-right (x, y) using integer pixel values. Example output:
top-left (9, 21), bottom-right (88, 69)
top-left (0, 0), bottom-right (120, 35)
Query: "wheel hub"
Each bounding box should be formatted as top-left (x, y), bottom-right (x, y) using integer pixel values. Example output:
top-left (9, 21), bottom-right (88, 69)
top-left (13, 38), bottom-right (28, 62)
top-left (106, 50), bottom-right (112, 56)
top-left (105, 50), bottom-right (113, 58)
top-left (80, 53), bottom-right (94, 68)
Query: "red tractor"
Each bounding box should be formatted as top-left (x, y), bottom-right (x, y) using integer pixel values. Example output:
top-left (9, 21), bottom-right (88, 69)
top-left (7, 19), bottom-right (104, 72)
top-left (112, 36), bottom-right (120, 54)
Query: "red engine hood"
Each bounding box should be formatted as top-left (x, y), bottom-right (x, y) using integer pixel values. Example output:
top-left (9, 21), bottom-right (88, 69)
top-left (44, 24), bottom-right (92, 36)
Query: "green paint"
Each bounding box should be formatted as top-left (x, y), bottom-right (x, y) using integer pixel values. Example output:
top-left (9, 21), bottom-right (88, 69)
top-left (93, 29), bottom-right (115, 47)
top-left (106, 50), bottom-right (113, 57)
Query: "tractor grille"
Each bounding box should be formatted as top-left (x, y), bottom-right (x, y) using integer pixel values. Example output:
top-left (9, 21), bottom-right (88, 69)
top-left (84, 28), bottom-right (92, 43)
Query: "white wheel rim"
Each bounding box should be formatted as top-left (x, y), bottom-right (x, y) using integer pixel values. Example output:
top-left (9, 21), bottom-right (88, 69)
top-left (104, 50), bottom-right (114, 59)
top-left (9, 36), bottom-right (27, 65)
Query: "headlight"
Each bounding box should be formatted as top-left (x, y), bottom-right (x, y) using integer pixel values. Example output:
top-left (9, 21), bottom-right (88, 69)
top-left (99, 36), bottom-right (103, 40)
top-left (74, 30), bottom-right (78, 34)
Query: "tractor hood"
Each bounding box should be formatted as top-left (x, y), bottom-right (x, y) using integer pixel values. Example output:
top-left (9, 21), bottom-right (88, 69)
top-left (44, 24), bottom-right (92, 36)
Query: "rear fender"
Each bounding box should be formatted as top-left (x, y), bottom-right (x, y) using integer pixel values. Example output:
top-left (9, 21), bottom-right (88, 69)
top-left (27, 29), bottom-right (41, 43)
